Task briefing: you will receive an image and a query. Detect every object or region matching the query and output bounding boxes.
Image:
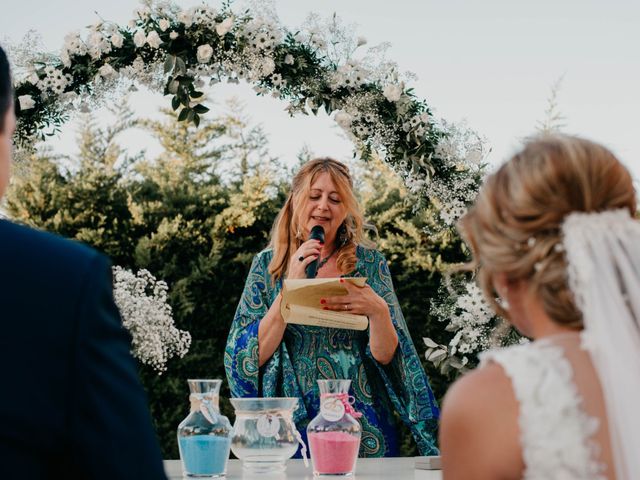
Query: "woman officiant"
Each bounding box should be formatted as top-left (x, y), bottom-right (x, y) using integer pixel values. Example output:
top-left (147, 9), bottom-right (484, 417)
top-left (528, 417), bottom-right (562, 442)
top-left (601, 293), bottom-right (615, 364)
top-left (224, 157), bottom-right (439, 456)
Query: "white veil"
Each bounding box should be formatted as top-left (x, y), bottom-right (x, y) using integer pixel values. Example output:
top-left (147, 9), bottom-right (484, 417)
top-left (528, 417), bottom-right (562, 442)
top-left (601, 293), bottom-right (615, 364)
top-left (562, 209), bottom-right (640, 479)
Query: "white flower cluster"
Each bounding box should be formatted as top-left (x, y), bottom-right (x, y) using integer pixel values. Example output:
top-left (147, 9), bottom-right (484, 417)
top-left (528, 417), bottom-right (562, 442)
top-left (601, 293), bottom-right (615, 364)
top-left (333, 91), bottom-right (398, 148)
top-left (402, 112), bottom-right (431, 137)
top-left (14, 0), bottom-right (484, 242)
top-left (86, 29), bottom-right (113, 60)
top-left (328, 60), bottom-right (369, 91)
top-left (240, 18), bottom-right (283, 52)
top-left (37, 65), bottom-right (73, 95)
top-left (426, 279), bottom-right (523, 377)
top-left (399, 119), bottom-right (490, 226)
top-left (133, 29), bottom-right (163, 49)
top-left (434, 120), bottom-right (487, 169)
top-left (178, 5), bottom-right (218, 29)
top-left (382, 82), bottom-right (404, 102)
top-left (60, 32), bottom-right (88, 68)
top-left (294, 26), bottom-right (327, 52)
top-left (438, 199), bottom-right (468, 226)
top-left (112, 266), bottom-right (191, 374)
top-left (451, 282), bottom-right (494, 329)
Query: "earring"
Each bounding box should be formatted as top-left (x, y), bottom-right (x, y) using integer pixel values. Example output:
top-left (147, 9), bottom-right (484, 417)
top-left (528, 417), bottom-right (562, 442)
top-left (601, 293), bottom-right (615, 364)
top-left (338, 223), bottom-right (349, 245)
top-left (497, 287), bottom-right (510, 310)
top-left (499, 297), bottom-right (510, 310)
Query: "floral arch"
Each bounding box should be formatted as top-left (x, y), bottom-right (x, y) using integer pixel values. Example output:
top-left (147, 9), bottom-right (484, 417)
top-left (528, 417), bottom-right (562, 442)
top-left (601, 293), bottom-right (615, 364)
top-left (9, 0), bottom-right (503, 375)
top-left (12, 0), bottom-right (486, 229)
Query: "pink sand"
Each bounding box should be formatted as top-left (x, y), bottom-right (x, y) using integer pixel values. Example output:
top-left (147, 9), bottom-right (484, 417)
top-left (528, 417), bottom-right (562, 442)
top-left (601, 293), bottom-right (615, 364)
top-left (308, 431), bottom-right (360, 474)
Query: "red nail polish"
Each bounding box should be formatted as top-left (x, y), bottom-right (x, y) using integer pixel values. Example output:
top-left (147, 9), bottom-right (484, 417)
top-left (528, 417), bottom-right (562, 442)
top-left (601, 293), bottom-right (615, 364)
top-left (323, 307), bottom-right (328, 310)
top-left (320, 299), bottom-right (326, 304)
top-left (339, 278), bottom-right (344, 283)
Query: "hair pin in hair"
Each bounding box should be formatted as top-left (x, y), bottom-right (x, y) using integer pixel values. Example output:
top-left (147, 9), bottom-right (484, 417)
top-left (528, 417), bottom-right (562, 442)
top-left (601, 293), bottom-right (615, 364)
top-left (527, 237), bottom-right (537, 248)
top-left (554, 243), bottom-right (565, 253)
top-left (534, 261), bottom-right (543, 272)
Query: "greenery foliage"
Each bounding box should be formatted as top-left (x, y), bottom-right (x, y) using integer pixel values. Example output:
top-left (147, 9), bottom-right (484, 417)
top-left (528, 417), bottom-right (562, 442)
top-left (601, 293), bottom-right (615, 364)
top-left (11, 0), bottom-right (487, 238)
top-left (6, 102), bottom-right (466, 457)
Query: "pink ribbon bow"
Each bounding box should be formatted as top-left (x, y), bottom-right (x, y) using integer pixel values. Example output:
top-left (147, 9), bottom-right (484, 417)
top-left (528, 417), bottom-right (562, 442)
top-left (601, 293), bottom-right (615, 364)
top-left (321, 392), bottom-right (363, 419)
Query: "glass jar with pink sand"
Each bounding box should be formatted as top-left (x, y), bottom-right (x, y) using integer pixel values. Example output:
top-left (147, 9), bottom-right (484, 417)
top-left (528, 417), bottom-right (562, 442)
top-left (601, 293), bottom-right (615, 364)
top-left (307, 379), bottom-right (362, 477)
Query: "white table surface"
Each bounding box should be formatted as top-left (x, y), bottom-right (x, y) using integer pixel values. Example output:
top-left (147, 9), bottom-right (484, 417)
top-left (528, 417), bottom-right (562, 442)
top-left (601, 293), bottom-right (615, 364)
top-left (164, 458), bottom-right (442, 479)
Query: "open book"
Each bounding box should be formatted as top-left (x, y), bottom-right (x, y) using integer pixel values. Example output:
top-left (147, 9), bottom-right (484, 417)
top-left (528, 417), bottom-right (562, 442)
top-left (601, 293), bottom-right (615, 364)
top-left (280, 277), bottom-right (369, 330)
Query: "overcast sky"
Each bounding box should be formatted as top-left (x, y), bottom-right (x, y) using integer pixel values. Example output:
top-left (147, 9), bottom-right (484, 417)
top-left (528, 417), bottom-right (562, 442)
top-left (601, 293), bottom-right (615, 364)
top-left (2, 0), bottom-right (639, 180)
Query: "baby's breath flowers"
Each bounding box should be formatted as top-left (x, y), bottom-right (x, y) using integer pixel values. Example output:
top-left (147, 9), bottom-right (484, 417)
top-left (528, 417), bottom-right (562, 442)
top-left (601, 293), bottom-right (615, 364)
top-left (425, 280), bottom-right (524, 377)
top-left (11, 0), bottom-right (486, 232)
top-left (112, 266), bottom-right (191, 374)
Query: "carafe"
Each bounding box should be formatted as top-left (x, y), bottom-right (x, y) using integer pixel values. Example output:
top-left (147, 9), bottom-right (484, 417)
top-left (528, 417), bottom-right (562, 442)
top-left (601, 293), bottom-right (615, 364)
top-left (177, 379), bottom-right (232, 478)
top-left (306, 379), bottom-right (362, 476)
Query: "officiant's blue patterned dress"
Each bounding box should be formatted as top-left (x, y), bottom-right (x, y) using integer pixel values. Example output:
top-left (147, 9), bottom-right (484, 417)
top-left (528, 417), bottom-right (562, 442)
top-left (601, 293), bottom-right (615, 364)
top-left (224, 245), bottom-right (439, 456)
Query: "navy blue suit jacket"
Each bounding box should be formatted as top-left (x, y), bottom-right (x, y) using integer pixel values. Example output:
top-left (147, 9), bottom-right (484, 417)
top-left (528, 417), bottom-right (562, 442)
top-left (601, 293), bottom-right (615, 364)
top-left (0, 220), bottom-right (166, 479)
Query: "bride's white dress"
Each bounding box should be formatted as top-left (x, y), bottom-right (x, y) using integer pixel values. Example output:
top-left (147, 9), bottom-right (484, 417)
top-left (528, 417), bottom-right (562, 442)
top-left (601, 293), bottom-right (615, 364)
top-left (480, 333), bottom-right (614, 479)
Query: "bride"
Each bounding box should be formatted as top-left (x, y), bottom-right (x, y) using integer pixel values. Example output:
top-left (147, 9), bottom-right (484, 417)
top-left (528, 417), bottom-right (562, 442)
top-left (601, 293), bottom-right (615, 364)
top-left (439, 135), bottom-right (640, 479)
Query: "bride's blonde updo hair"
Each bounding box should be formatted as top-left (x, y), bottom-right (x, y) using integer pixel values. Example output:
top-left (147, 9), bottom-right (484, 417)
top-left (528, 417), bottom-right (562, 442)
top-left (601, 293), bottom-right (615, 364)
top-left (459, 134), bottom-right (636, 327)
top-left (268, 158), bottom-right (368, 281)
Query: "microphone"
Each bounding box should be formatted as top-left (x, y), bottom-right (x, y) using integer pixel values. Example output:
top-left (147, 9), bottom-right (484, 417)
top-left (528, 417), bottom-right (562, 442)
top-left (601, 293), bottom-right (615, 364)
top-left (305, 225), bottom-right (325, 278)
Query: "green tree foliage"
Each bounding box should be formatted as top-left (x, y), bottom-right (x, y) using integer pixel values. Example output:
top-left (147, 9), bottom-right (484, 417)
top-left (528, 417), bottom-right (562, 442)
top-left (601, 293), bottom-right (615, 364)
top-left (7, 104), bottom-right (139, 265)
top-left (354, 157), bottom-right (467, 454)
top-left (6, 104), bottom-right (464, 457)
top-left (6, 99), bottom-right (287, 456)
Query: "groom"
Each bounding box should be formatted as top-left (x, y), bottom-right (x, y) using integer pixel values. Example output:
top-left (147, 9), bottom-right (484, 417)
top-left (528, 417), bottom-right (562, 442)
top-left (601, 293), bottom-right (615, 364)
top-left (0, 47), bottom-right (166, 478)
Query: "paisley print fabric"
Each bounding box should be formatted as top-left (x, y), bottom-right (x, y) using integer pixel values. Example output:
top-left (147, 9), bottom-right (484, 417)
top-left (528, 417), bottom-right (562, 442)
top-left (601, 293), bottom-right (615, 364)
top-left (224, 245), bottom-right (439, 456)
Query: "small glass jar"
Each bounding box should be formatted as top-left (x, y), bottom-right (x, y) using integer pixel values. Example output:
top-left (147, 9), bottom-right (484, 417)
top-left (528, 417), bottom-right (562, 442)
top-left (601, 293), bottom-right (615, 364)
top-left (229, 397), bottom-right (304, 475)
top-left (177, 379), bottom-right (232, 478)
top-left (307, 379), bottom-right (362, 477)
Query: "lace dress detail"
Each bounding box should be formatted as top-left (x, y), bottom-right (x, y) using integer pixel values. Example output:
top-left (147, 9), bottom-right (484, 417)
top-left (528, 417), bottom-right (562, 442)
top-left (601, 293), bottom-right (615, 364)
top-left (480, 340), bottom-right (605, 479)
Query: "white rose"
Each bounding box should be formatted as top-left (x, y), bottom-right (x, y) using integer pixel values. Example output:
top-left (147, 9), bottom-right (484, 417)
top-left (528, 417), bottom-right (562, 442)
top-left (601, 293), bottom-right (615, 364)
top-left (87, 31), bottom-right (103, 48)
top-left (284, 54), bottom-right (294, 65)
top-left (334, 111), bottom-right (353, 129)
top-left (169, 31), bottom-right (179, 40)
top-left (158, 19), bottom-right (170, 32)
top-left (62, 32), bottom-right (83, 55)
top-left (111, 32), bottom-right (124, 49)
top-left (178, 11), bottom-right (193, 28)
top-left (420, 112), bottom-right (431, 125)
top-left (133, 30), bottom-right (147, 48)
top-left (215, 16), bottom-right (234, 37)
top-left (196, 44), bottom-right (214, 63)
top-left (27, 73), bottom-right (39, 85)
top-left (18, 95), bottom-right (35, 111)
top-left (127, 19), bottom-right (137, 29)
top-left (146, 31), bottom-right (163, 49)
top-left (260, 57), bottom-right (275, 76)
top-left (383, 83), bottom-right (403, 102)
top-left (98, 63), bottom-right (117, 79)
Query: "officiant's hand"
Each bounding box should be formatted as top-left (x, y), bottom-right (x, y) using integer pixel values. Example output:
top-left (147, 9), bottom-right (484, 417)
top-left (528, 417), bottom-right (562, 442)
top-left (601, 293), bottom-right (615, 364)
top-left (287, 239), bottom-right (323, 279)
top-left (322, 279), bottom-right (398, 364)
top-left (320, 279), bottom-right (388, 318)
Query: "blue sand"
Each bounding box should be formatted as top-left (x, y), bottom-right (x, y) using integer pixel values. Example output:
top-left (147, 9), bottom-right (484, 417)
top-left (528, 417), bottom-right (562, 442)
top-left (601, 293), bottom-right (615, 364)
top-left (179, 435), bottom-right (231, 476)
